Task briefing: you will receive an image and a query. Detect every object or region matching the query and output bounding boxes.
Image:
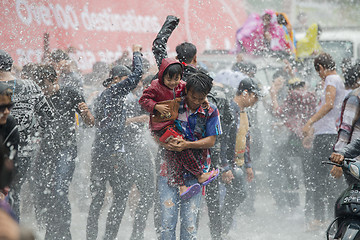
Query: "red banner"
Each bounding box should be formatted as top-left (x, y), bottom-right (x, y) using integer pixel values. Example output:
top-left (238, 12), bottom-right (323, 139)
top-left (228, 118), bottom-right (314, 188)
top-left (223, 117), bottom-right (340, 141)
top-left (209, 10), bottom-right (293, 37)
top-left (1, 0), bottom-right (246, 71)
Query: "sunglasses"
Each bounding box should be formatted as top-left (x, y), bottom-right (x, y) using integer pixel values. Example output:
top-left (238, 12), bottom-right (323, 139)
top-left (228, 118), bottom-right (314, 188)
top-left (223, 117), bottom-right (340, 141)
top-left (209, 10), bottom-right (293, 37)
top-left (0, 103), bottom-right (14, 112)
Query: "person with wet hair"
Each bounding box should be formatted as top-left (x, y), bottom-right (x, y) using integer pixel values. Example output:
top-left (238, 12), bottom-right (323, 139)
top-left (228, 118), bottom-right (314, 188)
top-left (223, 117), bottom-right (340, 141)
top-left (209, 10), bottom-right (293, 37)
top-left (32, 64), bottom-right (93, 240)
top-left (266, 69), bottom-right (292, 210)
top-left (270, 75), bottom-right (317, 226)
top-left (50, 49), bottom-right (84, 95)
top-left (206, 78), bottom-right (234, 239)
top-left (158, 71), bottom-right (221, 240)
top-left (139, 59), bottom-right (218, 199)
top-left (0, 50), bottom-right (54, 220)
top-left (152, 16), bottom-right (223, 240)
top-left (87, 45), bottom-right (143, 240)
top-left (302, 52), bottom-right (347, 228)
top-left (221, 78), bottom-right (259, 236)
top-left (122, 73), bottom-right (155, 240)
top-left (175, 42), bottom-right (197, 65)
top-left (20, 63), bottom-right (38, 81)
top-left (152, 15), bottom-right (206, 83)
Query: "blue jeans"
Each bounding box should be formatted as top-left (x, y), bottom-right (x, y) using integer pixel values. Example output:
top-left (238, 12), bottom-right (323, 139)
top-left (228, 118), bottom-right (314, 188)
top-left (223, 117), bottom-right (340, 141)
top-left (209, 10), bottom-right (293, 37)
top-left (158, 176), bottom-right (201, 240)
top-left (34, 146), bottom-right (76, 240)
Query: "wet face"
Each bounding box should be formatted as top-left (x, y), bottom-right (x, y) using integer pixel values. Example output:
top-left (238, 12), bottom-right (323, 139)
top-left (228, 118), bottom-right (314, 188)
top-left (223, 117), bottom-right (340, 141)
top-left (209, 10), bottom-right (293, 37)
top-left (163, 73), bottom-right (181, 90)
top-left (185, 88), bottom-right (207, 111)
top-left (38, 77), bottom-right (57, 95)
top-left (242, 91), bottom-right (259, 108)
top-left (53, 59), bottom-right (70, 74)
top-left (107, 75), bottom-right (128, 88)
top-left (316, 64), bottom-right (326, 80)
top-left (0, 95), bottom-right (13, 125)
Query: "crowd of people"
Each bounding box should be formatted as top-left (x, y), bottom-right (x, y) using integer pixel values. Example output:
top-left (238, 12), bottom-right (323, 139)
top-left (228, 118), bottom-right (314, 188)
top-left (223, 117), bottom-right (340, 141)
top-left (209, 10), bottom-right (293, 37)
top-left (0, 12), bottom-right (359, 240)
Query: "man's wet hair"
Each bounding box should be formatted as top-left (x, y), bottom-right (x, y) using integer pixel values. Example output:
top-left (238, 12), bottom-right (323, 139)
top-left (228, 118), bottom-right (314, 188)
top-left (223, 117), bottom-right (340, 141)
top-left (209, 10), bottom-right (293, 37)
top-left (314, 52), bottom-right (336, 71)
top-left (341, 58), bottom-right (352, 75)
top-left (34, 65), bottom-right (57, 84)
top-left (0, 50), bottom-right (13, 72)
top-left (50, 49), bottom-right (70, 63)
top-left (21, 63), bottom-right (39, 80)
top-left (186, 71), bottom-right (213, 95)
top-left (236, 78), bottom-right (261, 97)
top-left (176, 42), bottom-right (197, 64)
top-left (344, 63), bottom-right (360, 88)
top-left (163, 63), bottom-right (183, 80)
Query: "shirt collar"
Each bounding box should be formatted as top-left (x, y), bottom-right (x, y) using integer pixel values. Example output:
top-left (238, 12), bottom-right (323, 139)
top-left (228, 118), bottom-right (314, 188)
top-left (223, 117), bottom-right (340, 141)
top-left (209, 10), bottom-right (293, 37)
top-left (183, 99), bottom-right (206, 116)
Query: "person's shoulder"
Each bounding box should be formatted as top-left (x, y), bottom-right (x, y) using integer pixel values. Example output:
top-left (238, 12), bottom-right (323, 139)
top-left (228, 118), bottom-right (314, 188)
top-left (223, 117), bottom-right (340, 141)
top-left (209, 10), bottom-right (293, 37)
top-left (146, 79), bottom-right (161, 90)
top-left (325, 74), bottom-right (342, 84)
top-left (207, 102), bottom-right (220, 116)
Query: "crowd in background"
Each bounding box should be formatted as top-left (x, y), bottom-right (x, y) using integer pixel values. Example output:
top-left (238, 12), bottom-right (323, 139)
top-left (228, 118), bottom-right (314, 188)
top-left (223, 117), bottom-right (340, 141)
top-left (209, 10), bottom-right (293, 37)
top-left (0, 11), bottom-right (359, 240)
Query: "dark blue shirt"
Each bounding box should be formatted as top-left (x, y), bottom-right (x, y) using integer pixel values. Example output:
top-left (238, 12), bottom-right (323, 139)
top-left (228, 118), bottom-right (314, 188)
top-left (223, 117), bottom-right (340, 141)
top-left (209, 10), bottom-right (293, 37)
top-left (93, 52), bottom-right (142, 154)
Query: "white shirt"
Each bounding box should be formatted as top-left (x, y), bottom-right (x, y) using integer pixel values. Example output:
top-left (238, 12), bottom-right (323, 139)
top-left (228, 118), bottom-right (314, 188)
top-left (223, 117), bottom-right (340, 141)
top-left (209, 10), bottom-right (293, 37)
top-left (214, 69), bottom-right (247, 88)
top-left (313, 74), bottom-right (346, 135)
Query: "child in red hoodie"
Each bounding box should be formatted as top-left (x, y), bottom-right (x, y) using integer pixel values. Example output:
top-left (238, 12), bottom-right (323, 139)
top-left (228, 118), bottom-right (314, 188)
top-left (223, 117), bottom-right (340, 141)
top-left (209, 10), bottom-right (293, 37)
top-left (139, 58), bottom-right (218, 199)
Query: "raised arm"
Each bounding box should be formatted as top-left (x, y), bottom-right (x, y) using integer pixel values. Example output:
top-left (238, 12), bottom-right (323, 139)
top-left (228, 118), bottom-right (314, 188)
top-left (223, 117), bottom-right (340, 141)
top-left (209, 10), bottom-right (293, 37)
top-left (152, 15), bottom-right (180, 68)
top-left (109, 45), bottom-right (143, 96)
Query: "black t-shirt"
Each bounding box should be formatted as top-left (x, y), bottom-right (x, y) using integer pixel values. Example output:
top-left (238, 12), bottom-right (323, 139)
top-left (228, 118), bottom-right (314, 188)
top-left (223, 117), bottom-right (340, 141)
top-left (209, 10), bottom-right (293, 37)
top-left (0, 115), bottom-right (19, 161)
top-left (41, 86), bottom-right (84, 150)
top-left (0, 79), bottom-right (54, 158)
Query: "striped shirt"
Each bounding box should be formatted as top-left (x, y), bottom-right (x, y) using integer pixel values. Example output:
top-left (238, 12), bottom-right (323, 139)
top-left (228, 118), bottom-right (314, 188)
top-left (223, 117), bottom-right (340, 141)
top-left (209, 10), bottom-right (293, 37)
top-left (334, 87), bottom-right (360, 152)
top-left (159, 98), bottom-right (222, 176)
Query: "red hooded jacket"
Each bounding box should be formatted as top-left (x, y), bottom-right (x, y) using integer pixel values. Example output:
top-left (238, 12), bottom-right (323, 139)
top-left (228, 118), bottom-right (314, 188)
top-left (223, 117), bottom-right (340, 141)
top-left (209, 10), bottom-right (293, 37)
top-left (139, 58), bottom-right (186, 131)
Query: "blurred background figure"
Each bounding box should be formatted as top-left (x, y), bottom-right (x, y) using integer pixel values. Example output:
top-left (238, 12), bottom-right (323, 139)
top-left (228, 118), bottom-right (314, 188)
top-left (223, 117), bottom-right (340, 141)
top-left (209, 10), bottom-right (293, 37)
top-left (50, 49), bottom-right (84, 96)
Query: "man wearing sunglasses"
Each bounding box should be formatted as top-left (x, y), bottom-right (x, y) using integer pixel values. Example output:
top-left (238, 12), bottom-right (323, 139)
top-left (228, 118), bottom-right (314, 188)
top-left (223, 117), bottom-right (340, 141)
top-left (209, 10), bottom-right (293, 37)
top-left (0, 84), bottom-right (19, 202)
top-left (0, 50), bottom-right (54, 220)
